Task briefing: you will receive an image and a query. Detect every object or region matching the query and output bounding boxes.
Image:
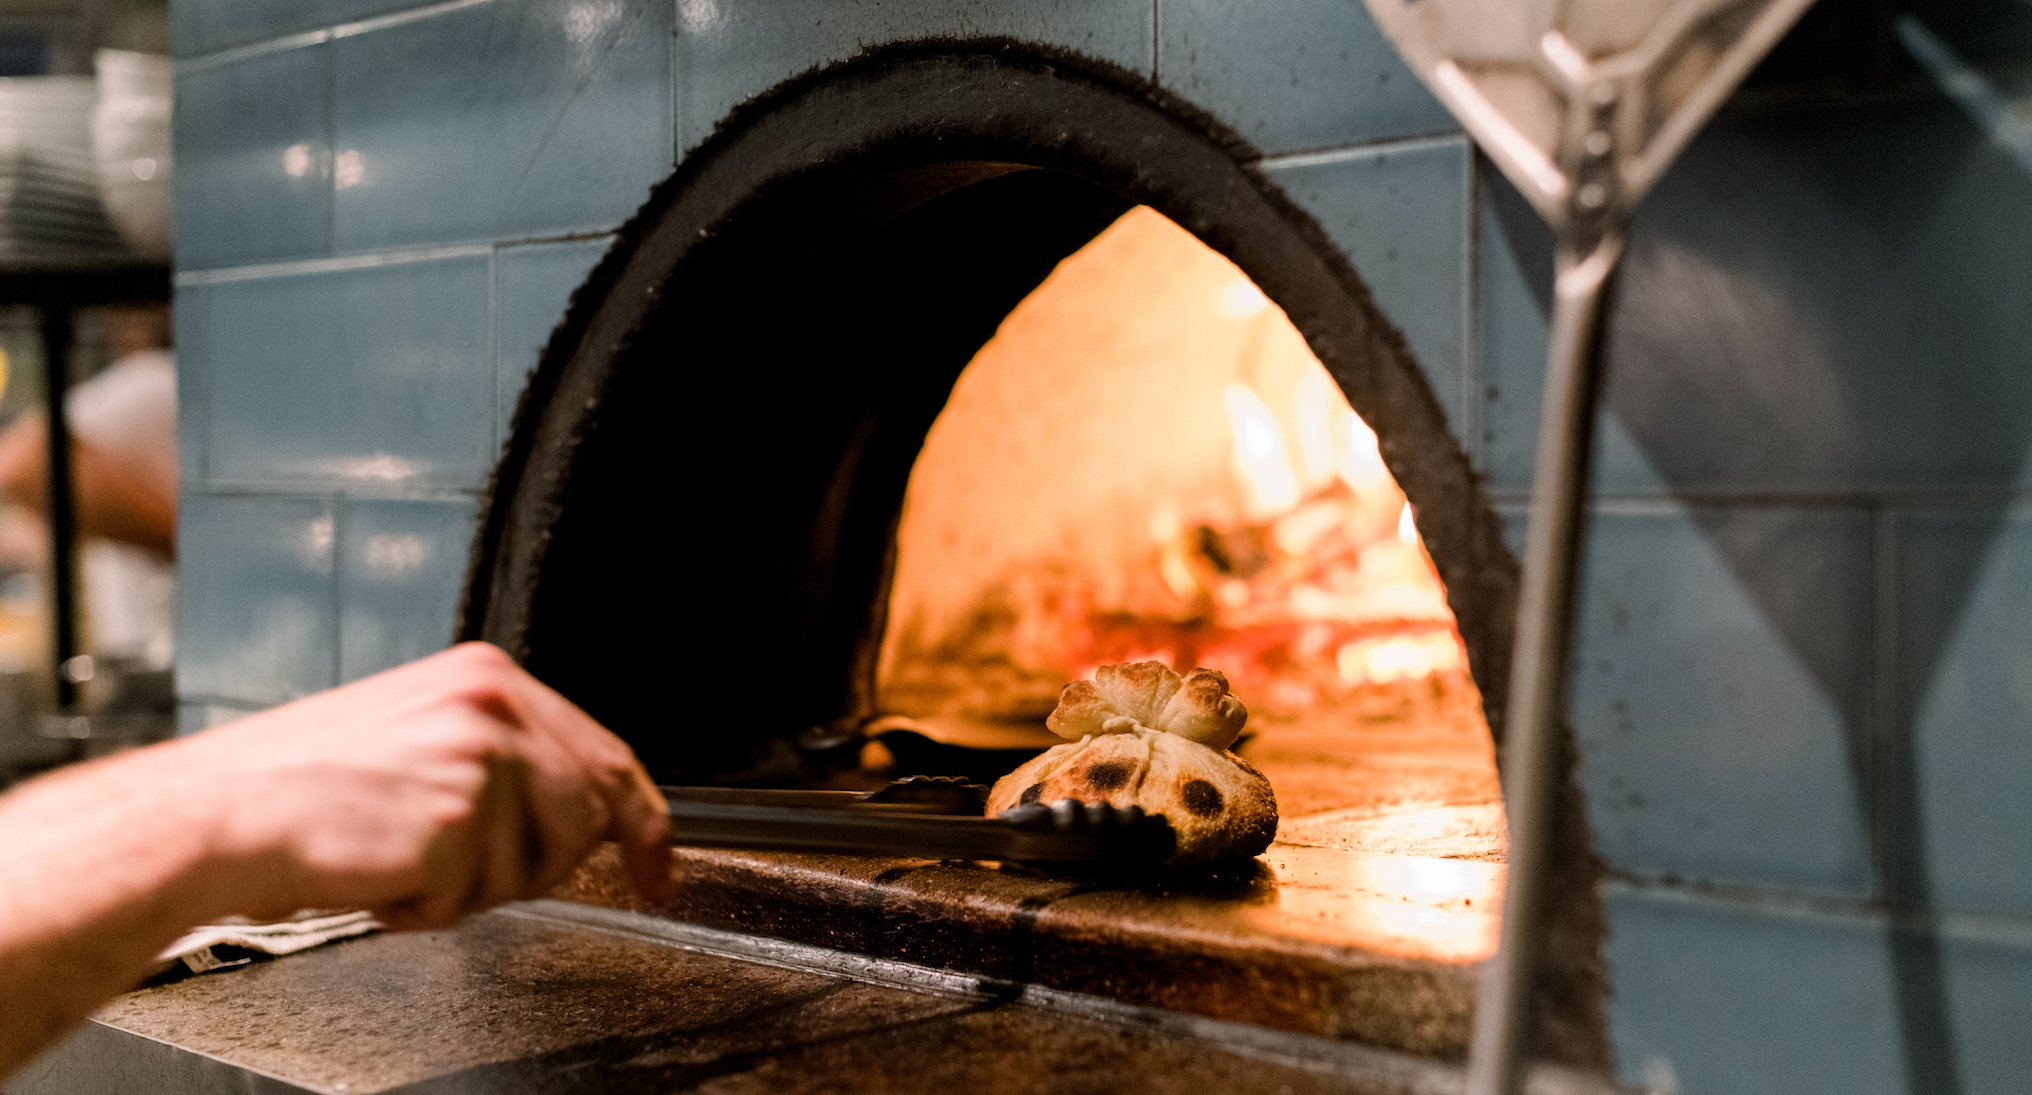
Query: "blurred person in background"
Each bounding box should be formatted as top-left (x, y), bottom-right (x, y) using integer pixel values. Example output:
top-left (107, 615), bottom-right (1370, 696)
top-left (0, 301), bottom-right (176, 669)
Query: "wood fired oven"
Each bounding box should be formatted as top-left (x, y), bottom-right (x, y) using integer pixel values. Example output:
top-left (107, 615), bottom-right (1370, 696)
top-left (455, 43), bottom-right (1607, 1071)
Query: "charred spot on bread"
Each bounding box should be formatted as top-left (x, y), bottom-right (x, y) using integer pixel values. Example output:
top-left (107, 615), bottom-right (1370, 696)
top-left (1085, 761), bottom-right (1133, 791)
top-left (1181, 779), bottom-right (1224, 817)
top-left (1019, 782), bottom-right (1046, 805)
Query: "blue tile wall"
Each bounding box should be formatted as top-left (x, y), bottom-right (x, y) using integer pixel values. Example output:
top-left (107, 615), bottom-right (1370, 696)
top-left (174, 44), bottom-right (332, 270)
top-left (1157, 0), bottom-right (1455, 156)
top-left (496, 235), bottom-right (612, 441)
top-left (199, 252), bottom-right (493, 490)
top-left (1896, 510), bottom-right (2032, 920)
top-left (1572, 505), bottom-right (1875, 895)
top-left (338, 497), bottom-right (480, 681)
top-left (1263, 136), bottom-right (1471, 435)
top-left (178, 494), bottom-right (339, 706)
top-left (1602, 886), bottom-right (1906, 1095)
top-left (675, 0), bottom-right (1154, 155)
top-left (331, 0), bottom-right (673, 253)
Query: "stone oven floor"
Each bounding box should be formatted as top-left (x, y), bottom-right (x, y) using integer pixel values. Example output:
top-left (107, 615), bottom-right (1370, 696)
top-left (10, 901), bottom-right (1558, 1095)
top-left (546, 678), bottom-right (1512, 1062)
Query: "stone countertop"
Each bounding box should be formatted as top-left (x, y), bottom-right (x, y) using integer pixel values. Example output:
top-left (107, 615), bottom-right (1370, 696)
top-left (5, 900), bottom-right (1538, 1095)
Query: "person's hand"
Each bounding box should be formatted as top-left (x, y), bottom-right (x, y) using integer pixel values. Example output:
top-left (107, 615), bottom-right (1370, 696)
top-left (182, 642), bottom-right (672, 928)
top-left (0, 643), bottom-right (670, 1078)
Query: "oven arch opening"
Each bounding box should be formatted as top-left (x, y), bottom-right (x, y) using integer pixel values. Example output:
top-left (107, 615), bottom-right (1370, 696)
top-left (460, 42), bottom-right (1605, 1067)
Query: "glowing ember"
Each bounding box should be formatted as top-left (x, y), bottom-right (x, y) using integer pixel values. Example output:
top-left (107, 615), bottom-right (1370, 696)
top-left (1223, 383), bottom-right (1302, 517)
top-left (1337, 632), bottom-right (1463, 684)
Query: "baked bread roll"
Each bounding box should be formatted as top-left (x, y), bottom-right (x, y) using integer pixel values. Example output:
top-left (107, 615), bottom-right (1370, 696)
top-left (987, 662), bottom-right (1276, 865)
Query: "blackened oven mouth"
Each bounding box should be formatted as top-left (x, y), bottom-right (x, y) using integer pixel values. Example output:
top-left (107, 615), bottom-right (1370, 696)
top-left (463, 45), bottom-right (1521, 788)
top-left (505, 165), bottom-right (1134, 785)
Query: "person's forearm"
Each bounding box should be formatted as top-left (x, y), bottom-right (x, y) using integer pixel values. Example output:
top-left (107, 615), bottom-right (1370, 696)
top-left (0, 741), bottom-right (246, 1076)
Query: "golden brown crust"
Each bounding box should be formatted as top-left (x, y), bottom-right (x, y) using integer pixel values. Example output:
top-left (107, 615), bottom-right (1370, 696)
top-left (1043, 661), bottom-right (1248, 749)
top-left (1045, 679), bottom-right (1116, 740)
top-left (1157, 668), bottom-right (1249, 748)
top-left (1092, 660), bottom-right (1182, 727)
top-left (987, 730), bottom-right (1277, 866)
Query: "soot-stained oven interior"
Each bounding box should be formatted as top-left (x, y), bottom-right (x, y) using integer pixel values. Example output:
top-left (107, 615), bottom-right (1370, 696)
top-left (461, 45), bottom-right (1606, 1065)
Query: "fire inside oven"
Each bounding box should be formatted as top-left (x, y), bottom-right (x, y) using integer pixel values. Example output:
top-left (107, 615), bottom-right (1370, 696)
top-left (870, 205), bottom-right (1503, 865)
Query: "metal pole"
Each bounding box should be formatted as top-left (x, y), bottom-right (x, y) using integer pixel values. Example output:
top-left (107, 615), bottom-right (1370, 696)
top-left (1465, 238), bottom-right (1620, 1095)
top-left (38, 303), bottom-right (79, 713)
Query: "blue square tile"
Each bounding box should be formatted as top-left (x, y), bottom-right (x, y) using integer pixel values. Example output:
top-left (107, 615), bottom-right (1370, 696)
top-left (1473, 166), bottom-right (1671, 498)
top-left (676, 0), bottom-right (1153, 155)
top-left (175, 45), bottom-right (332, 269)
top-left (173, 283), bottom-right (209, 485)
top-left (1264, 137), bottom-right (1470, 435)
top-left (1602, 886), bottom-right (1905, 1095)
top-left (1586, 97), bottom-right (2032, 496)
top-left (338, 497), bottom-right (479, 681)
top-left (331, 0), bottom-right (673, 252)
top-left (1896, 511), bottom-right (2032, 919)
top-left (496, 235), bottom-right (612, 444)
top-left (204, 253), bottom-right (493, 489)
top-left (1471, 163), bottom-right (1548, 493)
top-left (1942, 932), bottom-right (2032, 1095)
top-left (1571, 505), bottom-right (1875, 894)
top-left (1157, 0), bottom-right (1455, 156)
top-left (177, 493), bottom-right (338, 705)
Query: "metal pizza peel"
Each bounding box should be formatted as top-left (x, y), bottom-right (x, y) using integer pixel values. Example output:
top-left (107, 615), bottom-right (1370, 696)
top-left (1354, 2), bottom-right (1818, 1091)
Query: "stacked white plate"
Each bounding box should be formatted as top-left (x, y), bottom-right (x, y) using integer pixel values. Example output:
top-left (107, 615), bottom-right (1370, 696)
top-left (0, 61), bottom-right (165, 271)
top-left (92, 50), bottom-right (172, 262)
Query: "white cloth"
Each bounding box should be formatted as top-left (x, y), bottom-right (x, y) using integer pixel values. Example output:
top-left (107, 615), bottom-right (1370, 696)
top-left (150, 909), bottom-right (381, 977)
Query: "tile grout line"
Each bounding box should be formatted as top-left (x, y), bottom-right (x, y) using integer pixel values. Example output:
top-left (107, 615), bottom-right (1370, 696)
top-left (176, 0), bottom-right (498, 71)
top-left (1603, 876), bottom-right (2032, 950)
top-left (667, 0), bottom-right (682, 166)
top-left (1870, 503), bottom-right (1900, 908)
top-left (487, 245), bottom-right (503, 464)
top-left (176, 28), bottom-right (331, 75)
top-left (1460, 147), bottom-right (1482, 469)
top-left (1257, 131), bottom-right (1470, 172)
top-left (181, 482), bottom-right (483, 503)
top-left (1487, 490), bottom-right (2032, 512)
top-left (176, 243), bottom-right (497, 287)
top-left (322, 30), bottom-right (337, 260)
top-left (327, 493), bottom-right (345, 688)
top-left (1150, 0), bottom-right (1160, 84)
top-left (177, 231), bottom-right (618, 286)
top-left (328, 0), bottom-right (497, 40)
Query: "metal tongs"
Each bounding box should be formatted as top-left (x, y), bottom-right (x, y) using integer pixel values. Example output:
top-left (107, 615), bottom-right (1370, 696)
top-left (659, 776), bottom-right (1176, 864)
